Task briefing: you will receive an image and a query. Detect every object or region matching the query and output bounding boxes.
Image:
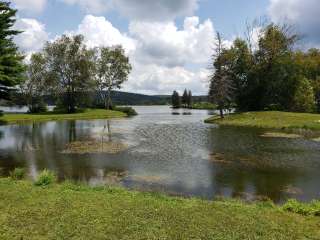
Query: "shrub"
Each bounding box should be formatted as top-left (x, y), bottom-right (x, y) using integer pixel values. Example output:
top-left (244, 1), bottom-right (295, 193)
top-left (10, 168), bottom-right (25, 180)
top-left (114, 106), bottom-right (137, 116)
top-left (282, 199), bottom-right (320, 216)
top-left (0, 110), bottom-right (3, 117)
top-left (34, 169), bottom-right (57, 186)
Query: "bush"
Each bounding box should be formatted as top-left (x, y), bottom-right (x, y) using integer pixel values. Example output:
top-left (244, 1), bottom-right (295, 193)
top-left (0, 110), bottom-right (3, 117)
top-left (282, 199), bottom-right (320, 216)
top-left (114, 106), bottom-right (137, 116)
top-left (10, 168), bottom-right (25, 180)
top-left (34, 169), bottom-right (57, 186)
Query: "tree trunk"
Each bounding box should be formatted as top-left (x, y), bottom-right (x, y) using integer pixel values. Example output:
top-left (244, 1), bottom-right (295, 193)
top-left (219, 107), bottom-right (224, 118)
top-left (106, 88), bottom-right (112, 110)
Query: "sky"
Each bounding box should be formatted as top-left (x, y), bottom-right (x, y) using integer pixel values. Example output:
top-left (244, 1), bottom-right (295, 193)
top-left (10, 0), bottom-right (320, 95)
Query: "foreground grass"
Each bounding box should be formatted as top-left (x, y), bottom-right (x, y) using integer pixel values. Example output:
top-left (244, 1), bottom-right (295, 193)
top-left (0, 178), bottom-right (319, 239)
top-left (205, 111), bottom-right (320, 130)
top-left (0, 109), bottom-right (126, 125)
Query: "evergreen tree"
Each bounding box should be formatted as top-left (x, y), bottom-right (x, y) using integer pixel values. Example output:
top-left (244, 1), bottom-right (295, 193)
top-left (171, 90), bottom-right (181, 108)
top-left (209, 32), bottom-right (234, 118)
top-left (0, 1), bottom-right (25, 99)
top-left (182, 89), bottom-right (188, 108)
top-left (187, 90), bottom-right (193, 108)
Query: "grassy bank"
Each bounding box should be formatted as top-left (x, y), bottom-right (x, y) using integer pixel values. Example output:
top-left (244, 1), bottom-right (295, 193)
top-left (0, 109), bottom-right (126, 125)
top-left (0, 178), bottom-right (319, 239)
top-left (192, 102), bottom-right (217, 110)
top-left (205, 111), bottom-right (320, 130)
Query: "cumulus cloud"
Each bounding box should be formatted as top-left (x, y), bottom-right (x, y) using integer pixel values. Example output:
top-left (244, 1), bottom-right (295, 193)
top-left (11, 0), bottom-right (46, 13)
top-left (113, 0), bottom-right (199, 21)
top-left (268, 0), bottom-right (320, 45)
top-left (123, 64), bottom-right (210, 95)
top-left (129, 17), bottom-right (215, 67)
top-left (14, 18), bottom-right (48, 56)
top-left (68, 15), bottom-right (136, 53)
top-left (60, 0), bottom-right (110, 14)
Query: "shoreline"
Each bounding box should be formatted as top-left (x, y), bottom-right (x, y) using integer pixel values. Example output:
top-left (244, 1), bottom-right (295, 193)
top-left (205, 111), bottom-right (320, 131)
top-left (0, 109), bottom-right (127, 125)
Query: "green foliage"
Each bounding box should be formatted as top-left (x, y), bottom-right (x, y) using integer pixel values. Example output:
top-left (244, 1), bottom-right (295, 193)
top-left (192, 102), bottom-right (217, 110)
top-left (114, 106), bottom-right (137, 116)
top-left (9, 168), bottom-right (25, 180)
top-left (292, 77), bottom-right (316, 113)
top-left (0, 110), bottom-right (3, 117)
top-left (209, 32), bottom-right (234, 118)
top-left (215, 22), bottom-right (320, 113)
top-left (171, 90), bottom-right (181, 108)
top-left (0, 2), bottom-right (26, 100)
top-left (95, 46), bottom-right (132, 110)
top-left (282, 199), bottom-right (320, 216)
top-left (34, 169), bottom-right (56, 186)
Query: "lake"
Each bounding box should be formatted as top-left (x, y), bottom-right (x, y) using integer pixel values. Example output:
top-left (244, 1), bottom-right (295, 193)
top-left (0, 106), bottom-right (319, 203)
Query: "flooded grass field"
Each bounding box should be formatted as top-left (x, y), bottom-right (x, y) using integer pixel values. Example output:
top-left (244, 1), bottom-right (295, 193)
top-left (0, 106), bottom-right (319, 203)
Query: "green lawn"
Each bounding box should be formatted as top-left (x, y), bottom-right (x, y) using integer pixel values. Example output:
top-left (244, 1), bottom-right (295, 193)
top-left (205, 111), bottom-right (320, 130)
top-left (0, 109), bottom-right (126, 125)
top-left (0, 178), bottom-right (319, 239)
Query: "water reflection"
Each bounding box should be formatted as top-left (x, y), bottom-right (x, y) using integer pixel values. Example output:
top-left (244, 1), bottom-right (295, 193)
top-left (0, 106), bottom-right (319, 203)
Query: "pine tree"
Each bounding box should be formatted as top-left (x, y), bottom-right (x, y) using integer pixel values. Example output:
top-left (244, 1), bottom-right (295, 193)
top-left (209, 32), bottom-right (234, 118)
top-left (171, 90), bottom-right (181, 108)
top-left (182, 89), bottom-right (188, 108)
top-left (0, 1), bottom-right (25, 99)
top-left (187, 90), bottom-right (193, 108)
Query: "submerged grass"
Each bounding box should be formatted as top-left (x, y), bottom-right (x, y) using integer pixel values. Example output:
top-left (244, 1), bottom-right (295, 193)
top-left (205, 111), bottom-right (320, 130)
top-left (0, 178), bottom-right (319, 239)
top-left (0, 109), bottom-right (126, 125)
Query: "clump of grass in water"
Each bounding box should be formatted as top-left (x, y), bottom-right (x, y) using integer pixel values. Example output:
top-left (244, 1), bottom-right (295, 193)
top-left (10, 168), bottom-right (25, 180)
top-left (34, 169), bottom-right (56, 186)
top-left (282, 199), bottom-right (320, 216)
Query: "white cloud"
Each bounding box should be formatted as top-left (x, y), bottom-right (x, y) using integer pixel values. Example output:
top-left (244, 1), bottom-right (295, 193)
top-left (123, 64), bottom-right (210, 95)
top-left (11, 0), bottom-right (46, 13)
top-left (60, 0), bottom-right (110, 14)
top-left (129, 17), bottom-right (215, 67)
top-left (268, 0), bottom-right (320, 45)
top-left (67, 15), bottom-right (136, 53)
top-left (14, 18), bottom-right (48, 57)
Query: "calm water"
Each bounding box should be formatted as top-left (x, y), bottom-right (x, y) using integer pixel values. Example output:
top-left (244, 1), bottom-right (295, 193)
top-left (0, 106), bottom-right (319, 203)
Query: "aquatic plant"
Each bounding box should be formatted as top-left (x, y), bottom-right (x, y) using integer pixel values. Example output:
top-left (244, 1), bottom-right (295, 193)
top-left (10, 168), bottom-right (25, 180)
top-left (34, 169), bottom-right (57, 186)
top-left (282, 199), bottom-right (320, 216)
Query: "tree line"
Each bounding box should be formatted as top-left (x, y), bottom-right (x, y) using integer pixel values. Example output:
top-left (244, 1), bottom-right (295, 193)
top-left (171, 89), bottom-right (193, 108)
top-left (0, 2), bottom-right (132, 113)
top-left (209, 23), bottom-right (320, 118)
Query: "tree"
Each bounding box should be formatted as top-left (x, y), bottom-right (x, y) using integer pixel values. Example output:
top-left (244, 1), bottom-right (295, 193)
top-left (42, 35), bottom-right (95, 113)
top-left (95, 46), bottom-right (132, 109)
top-left (209, 32), bottom-right (234, 118)
top-left (187, 90), bottom-right (193, 108)
top-left (182, 89), bottom-right (188, 108)
top-left (292, 77), bottom-right (315, 113)
top-left (21, 53), bottom-right (47, 113)
top-left (0, 1), bottom-right (25, 99)
top-left (171, 90), bottom-right (181, 108)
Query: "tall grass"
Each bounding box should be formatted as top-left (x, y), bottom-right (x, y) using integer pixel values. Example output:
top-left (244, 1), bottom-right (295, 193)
top-left (10, 168), bottom-right (25, 180)
top-left (34, 169), bottom-right (57, 186)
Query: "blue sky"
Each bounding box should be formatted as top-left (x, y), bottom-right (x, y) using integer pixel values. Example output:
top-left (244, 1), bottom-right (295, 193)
top-left (11, 0), bottom-right (320, 95)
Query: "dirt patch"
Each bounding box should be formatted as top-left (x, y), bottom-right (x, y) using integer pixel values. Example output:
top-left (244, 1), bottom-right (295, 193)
top-left (281, 185), bottom-right (303, 195)
top-left (260, 132), bottom-right (302, 139)
top-left (61, 140), bottom-right (128, 154)
top-left (130, 175), bottom-right (165, 183)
